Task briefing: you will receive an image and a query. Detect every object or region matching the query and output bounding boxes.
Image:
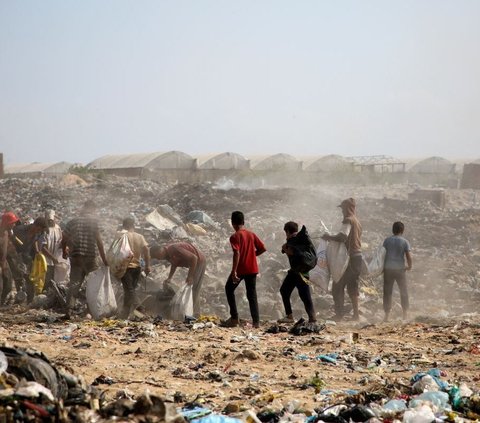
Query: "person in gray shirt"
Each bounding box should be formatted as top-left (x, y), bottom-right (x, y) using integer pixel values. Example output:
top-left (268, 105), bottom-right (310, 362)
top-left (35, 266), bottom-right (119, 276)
top-left (383, 221), bottom-right (412, 322)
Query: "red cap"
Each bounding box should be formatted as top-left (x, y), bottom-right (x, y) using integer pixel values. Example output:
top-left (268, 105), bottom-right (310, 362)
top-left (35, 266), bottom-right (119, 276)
top-left (1, 212), bottom-right (19, 227)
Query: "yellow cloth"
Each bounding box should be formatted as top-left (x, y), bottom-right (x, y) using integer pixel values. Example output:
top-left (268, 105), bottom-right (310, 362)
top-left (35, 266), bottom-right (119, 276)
top-left (30, 253), bottom-right (47, 295)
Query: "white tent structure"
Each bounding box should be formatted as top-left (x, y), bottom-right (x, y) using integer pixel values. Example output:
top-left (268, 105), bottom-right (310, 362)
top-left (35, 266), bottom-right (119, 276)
top-left (409, 157), bottom-right (455, 174)
top-left (250, 153), bottom-right (300, 171)
top-left (304, 155), bottom-right (354, 172)
top-left (4, 161), bottom-right (72, 177)
top-left (87, 151), bottom-right (195, 176)
top-left (145, 151), bottom-right (194, 170)
top-left (88, 153), bottom-right (163, 170)
top-left (196, 152), bottom-right (249, 170)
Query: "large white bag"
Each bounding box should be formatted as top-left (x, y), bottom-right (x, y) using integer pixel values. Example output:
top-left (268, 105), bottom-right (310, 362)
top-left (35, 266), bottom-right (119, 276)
top-left (85, 266), bottom-right (117, 320)
top-left (367, 245), bottom-right (386, 278)
top-left (107, 231), bottom-right (134, 279)
top-left (326, 241), bottom-right (349, 283)
top-left (170, 285), bottom-right (193, 320)
top-left (309, 239), bottom-right (330, 292)
top-left (325, 222), bottom-right (351, 283)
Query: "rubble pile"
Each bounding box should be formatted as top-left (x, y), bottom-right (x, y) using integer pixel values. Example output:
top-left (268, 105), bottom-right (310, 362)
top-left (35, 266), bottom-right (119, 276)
top-left (1, 176), bottom-right (479, 321)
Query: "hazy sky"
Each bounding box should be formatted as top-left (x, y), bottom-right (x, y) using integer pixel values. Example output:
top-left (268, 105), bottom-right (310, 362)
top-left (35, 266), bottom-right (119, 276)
top-left (1, 1), bottom-right (479, 165)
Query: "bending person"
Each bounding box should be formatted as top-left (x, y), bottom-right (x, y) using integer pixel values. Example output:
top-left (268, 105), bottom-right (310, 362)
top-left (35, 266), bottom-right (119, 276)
top-left (150, 242), bottom-right (206, 317)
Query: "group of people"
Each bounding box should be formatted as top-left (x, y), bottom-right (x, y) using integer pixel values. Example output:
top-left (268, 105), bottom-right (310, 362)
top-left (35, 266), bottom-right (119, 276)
top-left (220, 198), bottom-right (412, 326)
top-left (0, 200), bottom-right (207, 320)
top-left (0, 197), bottom-right (412, 324)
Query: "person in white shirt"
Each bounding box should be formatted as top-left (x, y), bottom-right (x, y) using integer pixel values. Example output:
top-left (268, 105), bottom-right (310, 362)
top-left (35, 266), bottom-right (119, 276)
top-left (42, 209), bottom-right (64, 288)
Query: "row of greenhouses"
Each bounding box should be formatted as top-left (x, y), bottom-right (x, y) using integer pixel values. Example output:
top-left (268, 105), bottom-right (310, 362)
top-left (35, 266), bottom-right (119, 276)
top-left (3, 152), bottom-right (474, 177)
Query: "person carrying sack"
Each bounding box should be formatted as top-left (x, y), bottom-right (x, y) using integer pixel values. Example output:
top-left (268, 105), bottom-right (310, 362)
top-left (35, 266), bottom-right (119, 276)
top-left (113, 217), bottom-right (150, 320)
top-left (322, 198), bottom-right (363, 321)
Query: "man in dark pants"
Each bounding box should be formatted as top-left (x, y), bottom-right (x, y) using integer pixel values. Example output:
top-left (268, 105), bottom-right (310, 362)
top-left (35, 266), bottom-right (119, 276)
top-left (150, 242), bottom-right (205, 317)
top-left (322, 198), bottom-right (363, 321)
top-left (62, 200), bottom-right (108, 318)
top-left (383, 221), bottom-right (412, 321)
top-left (221, 211), bottom-right (266, 328)
top-left (278, 221), bottom-right (317, 323)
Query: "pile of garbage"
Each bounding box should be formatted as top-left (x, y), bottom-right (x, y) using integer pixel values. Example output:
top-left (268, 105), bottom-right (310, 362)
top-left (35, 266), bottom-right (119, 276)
top-left (1, 175), bottom-right (480, 322)
top-left (1, 343), bottom-right (479, 422)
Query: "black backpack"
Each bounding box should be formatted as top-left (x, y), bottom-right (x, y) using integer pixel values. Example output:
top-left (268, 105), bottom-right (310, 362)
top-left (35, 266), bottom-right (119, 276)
top-left (286, 225), bottom-right (318, 274)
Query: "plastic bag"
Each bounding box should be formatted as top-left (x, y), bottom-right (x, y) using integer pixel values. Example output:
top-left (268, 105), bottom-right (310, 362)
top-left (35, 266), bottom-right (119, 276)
top-left (107, 231), bottom-right (134, 279)
top-left (29, 253), bottom-right (47, 295)
top-left (309, 239), bottom-right (330, 292)
top-left (366, 245), bottom-right (386, 278)
top-left (326, 241), bottom-right (349, 283)
top-left (171, 284), bottom-right (193, 320)
top-left (0, 345), bottom-right (69, 399)
top-left (85, 266), bottom-right (117, 320)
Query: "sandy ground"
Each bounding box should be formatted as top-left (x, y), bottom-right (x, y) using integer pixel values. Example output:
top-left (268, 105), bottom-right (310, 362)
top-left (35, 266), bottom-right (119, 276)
top-left (1, 310), bottom-right (479, 414)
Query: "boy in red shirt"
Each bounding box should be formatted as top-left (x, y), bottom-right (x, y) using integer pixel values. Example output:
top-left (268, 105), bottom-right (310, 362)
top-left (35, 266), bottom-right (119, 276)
top-left (222, 211), bottom-right (266, 328)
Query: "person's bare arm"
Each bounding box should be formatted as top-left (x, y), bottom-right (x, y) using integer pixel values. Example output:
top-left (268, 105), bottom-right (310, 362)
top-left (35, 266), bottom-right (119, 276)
top-left (142, 244), bottom-right (151, 275)
top-left (96, 232), bottom-right (108, 266)
top-left (33, 238), bottom-right (41, 255)
top-left (231, 250), bottom-right (240, 283)
top-left (405, 251), bottom-right (413, 271)
top-left (61, 232), bottom-right (70, 259)
top-left (42, 245), bottom-right (58, 264)
top-left (165, 264), bottom-right (177, 282)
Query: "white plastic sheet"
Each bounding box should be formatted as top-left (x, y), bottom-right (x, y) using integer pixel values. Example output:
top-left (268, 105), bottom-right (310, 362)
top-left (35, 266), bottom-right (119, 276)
top-left (145, 209), bottom-right (177, 231)
top-left (85, 266), bottom-right (117, 320)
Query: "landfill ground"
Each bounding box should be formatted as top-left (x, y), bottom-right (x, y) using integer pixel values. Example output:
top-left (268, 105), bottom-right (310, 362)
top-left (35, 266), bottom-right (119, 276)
top-left (1, 311), bottom-right (480, 415)
top-left (0, 174), bottom-right (480, 418)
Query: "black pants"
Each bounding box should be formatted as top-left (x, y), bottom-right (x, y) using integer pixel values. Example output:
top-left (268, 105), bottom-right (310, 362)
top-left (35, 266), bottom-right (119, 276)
top-left (0, 266), bottom-right (12, 305)
top-left (383, 268), bottom-right (409, 313)
top-left (44, 265), bottom-right (55, 292)
top-left (332, 254), bottom-right (362, 317)
top-left (119, 267), bottom-right (142, 319)
top-left (280, 270), bottom-right (316, 320)
top-left (225, 274), bottom-right (259, 323)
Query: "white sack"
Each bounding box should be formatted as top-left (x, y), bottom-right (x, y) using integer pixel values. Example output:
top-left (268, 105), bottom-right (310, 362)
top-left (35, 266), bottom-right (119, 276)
top-left (171, 284), bottom-right (193, 320)
top-left (309, 239), bottom-right (330, 292)
top-left (326, 242), bottom-right (349, 283)
top-left (85, 266), bottom-right (117, 320)
top-left (107, 231), bottom-right (134, 279)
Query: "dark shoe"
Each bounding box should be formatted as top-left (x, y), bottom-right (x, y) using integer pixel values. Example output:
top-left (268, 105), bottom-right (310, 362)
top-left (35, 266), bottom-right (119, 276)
top-left (252, 322), bottom-right (260, 328)
top-left (219, 318), bottom-right (239, 328)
